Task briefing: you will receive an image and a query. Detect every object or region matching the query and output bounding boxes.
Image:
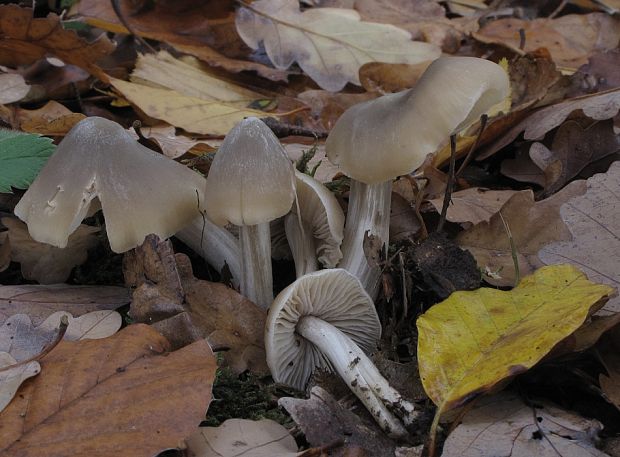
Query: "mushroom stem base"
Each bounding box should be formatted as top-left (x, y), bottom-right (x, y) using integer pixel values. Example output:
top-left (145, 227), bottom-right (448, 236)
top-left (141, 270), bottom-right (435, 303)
top-left (339, 180), bottom-right (391, 299)
top-left (297, 315), bottom-right (418, 438)
top-left (239, 223), bottom-right (273, 309)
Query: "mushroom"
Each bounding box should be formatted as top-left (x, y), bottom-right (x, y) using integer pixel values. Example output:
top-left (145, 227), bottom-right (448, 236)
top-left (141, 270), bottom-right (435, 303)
top-left (204, 117), bottom-right (295, 309)
top-left (265, 268), bottom-right (418, 437)
top-left (325, 57), bottom-right (510, 297)
top-left (285, 169), bottom-right (345, 277)
top-left (14, 116), bottom-right (241, 280)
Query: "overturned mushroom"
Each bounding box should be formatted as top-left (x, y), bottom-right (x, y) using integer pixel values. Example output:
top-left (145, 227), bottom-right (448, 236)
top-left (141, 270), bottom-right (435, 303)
top-left (326, 57), bottom-right (510, 297)
top-left (14, 116), bottom-right (240, 280)
top-left (204, 117), bottom-right (295, 309)
top-left (285, 170), bottom-right (345, 277)
top-left (265, 268), bottom-right (418, 437)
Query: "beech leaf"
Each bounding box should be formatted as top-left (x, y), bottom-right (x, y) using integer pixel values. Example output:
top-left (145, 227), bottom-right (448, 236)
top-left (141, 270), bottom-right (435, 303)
top-left (235, 0), bottom-right (440, 91)
top-left (539, 162), bottom-right (620, 314)
top-left (417, 264), bottom-right (614, 415)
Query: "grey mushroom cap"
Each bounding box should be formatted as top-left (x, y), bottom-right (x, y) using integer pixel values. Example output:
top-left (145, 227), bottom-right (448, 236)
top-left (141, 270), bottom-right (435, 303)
top-left (204, 117), bottom-right (296, 227)
top-left (14, 116), bottom-right (205, 253)
top-left (326, 56), bottom-right (510, 184)
top-left (265, 268), bottom-right (381, 390)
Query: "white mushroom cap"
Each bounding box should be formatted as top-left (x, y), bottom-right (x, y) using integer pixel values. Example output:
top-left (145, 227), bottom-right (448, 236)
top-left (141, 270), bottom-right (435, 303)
top-left (265, 268), bottom-right (381, 390)
top-left (14, 117), bottom-right (205, 253)
top-left (326, 56), bottom-right (510, 184)
top-left (287, 170), bottom-right (344, 268)
top-left (204, 117), bottom-right (295, 227)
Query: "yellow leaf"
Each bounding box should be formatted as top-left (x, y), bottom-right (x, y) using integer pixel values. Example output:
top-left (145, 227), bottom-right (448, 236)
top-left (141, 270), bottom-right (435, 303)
top-left (417, 264), bottom-right (614, 415)
top-left (109, 78), bottom-right (268, 136)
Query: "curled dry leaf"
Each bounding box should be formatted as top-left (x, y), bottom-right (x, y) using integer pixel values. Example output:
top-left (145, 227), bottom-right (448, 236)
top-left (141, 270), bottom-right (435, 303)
top-left (457, 181), bottom-right (586, 286)
top-left (539, 162), bottom-right (620, 315)
top-left (235, 0), bottom-right (440, 91)
top-left (0, 284), bottom-right (129, 326)
top-left (417, 264), bottom-right (614, 416)
top-left (0, 73), bottom-right (30, 104)
top-left (2, 101), bottom-right (86, 136)
top-left (135, 125), bottom-right (215, 159)
top-left (0, 324), bottom-right (216, 457)
top-left (0, 4), bottom-right (115, 82)
top-left (2, 217), bottom-right (99, 284)
top-left (474, 13), bottom-right (620, 71)
top-left (442, 392), bottom-right (609, 457)
top-left (359, 61), bottom-right (431, 94)
top-left (186, 419), bottom-right (301, 457)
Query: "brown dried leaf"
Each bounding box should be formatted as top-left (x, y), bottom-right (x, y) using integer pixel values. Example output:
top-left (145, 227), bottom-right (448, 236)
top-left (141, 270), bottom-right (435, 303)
top-left (0, 5), bottom-right (114, 82)
top-left (2, 217), bottom-right (99, 284)
top-left (474, 14), bottom-right (620, 71)
top-left (136, 125), bottom-right (215, 159)
top-left (508, 52), bottom-right (564, 108)
top-left (539, 162), bottom-right (620, 314)
top-left (0, 284), bottom-right (129, 326)
top-left (280, 386), bottom-right (396, 457)
top-left (359, 61), bottom-right (430, 94)
top-left (442, 392), bottom-right (608, 457)
top-left (0, 324), bottom-right (216, 457)
top-left (457, 180), bottom-right (587, 287)
top-left (599, 328), bottom-right (620, 410)
top-left (0, 232), bottom-right (9, 272)
top-left (4, 101), bottom-right (86, 136)
top-left (0, 73), bottom-right (29, 104)
top-left (297, 90), bottom-right (376, 131)
top-left (0, 353), bottom-right (40, 414)
top-left (569, 49), bottom-right (620, 96)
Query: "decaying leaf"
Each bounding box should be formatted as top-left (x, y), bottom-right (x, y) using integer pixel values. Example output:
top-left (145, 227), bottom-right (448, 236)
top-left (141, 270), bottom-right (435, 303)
top-left (598, 328), bottom-right (620, 410)
top-left (358, 61), bottom-right (431, 94)
top-left (457, 181), bottom-right (586, 286)
top-left (135, 125), bottom-right (215, 159)
top-left (0, 284), bottom-right (129, 326)
top-left (124, 236), bottom-right (268, 374)
top-left (417, 264), bottom-right (614, 415)
top-left (185, 419), bottom-right (301, 457)
top-left (2, 217), bottom-right (99, 284)
top-left (428, 188), bottom-right (527, 226)
top-left (0, 232), bottom-right (9, 272)
top-left (474, 13), bottom-right (620, 71)
top-left (0, 353), bottom-right (40, 414)
top-left (539, 162), bottom-right (620, 314)
top-left (0, 4), bottom-right (115, 82)
top-left (442, 392), bottom-right (609, 457)
top-left (0, 324), bottom-right (216, 457)
top-left (16, 101), bottom-right (86, 136)
top-left (279, 386), bottom-right (396, 457)
top-left (110, 78), bottom-right (268, 136)
top-left (297, 90), bottom-right (376, 131)
top-left (235, 0), bottom-right (440, 91)
top-left (0, 73), bottom-right (30, 104)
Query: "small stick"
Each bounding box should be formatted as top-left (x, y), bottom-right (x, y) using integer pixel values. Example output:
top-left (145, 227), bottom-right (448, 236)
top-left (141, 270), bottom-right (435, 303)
top-left (499, 211), bottom-right (520, 286)
top-left (456, 114), bottom-right (489, 177)
top-left (110, 0), bottom-right (157, 53)
top-left (0, 315), bottom-right (69, 373)
top-left (437, 135), bottom-right (457, 233)
top-left (299, 439), bottom-right (345, 456)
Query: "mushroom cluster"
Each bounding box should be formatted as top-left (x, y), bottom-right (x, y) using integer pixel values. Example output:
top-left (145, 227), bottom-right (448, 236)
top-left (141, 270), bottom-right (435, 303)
top-left (14, 56), bottom-right (509, 438)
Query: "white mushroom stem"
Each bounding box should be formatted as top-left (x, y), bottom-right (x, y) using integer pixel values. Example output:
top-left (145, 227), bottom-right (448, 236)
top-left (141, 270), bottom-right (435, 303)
top-left (239, 223), bottom-right (273, 309)
top-left (175, 215), bottom-right (242, 288)
top-left (339, 180), bottom-right (392, 299)
top-left (296, 315), bottom-right (418, 438)
top-left (285, 212), bottom-right (318, 277)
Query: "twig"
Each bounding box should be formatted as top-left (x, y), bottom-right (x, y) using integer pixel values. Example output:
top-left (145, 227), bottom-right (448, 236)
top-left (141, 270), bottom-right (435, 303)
top-left (110, 0), bottom-right (157, 53)
top-left (298, 439), bottom-right (345, 456)
top-left (437, 134), bottom-right (457, 233)
top-left (518, 28), bottom-right (526, 51)
top-left (0, 315), bottom-right (69, 373)
top-left (499, 211), bottom-right (520, 286)
top-left (456, 114), bottom-right (488, 177)
top-left (549, 0), bottom-right (567, 18)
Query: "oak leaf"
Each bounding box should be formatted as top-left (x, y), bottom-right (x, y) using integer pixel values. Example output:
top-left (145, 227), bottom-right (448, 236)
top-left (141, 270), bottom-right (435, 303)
top-left (235, 0), bottom-right (440, 91)
top-left (417, 264), bottom-right (614, 416)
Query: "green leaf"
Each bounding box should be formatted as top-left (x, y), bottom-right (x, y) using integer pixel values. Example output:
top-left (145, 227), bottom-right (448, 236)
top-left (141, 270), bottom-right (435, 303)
top-left (0, 130), bottom-right (55, 193)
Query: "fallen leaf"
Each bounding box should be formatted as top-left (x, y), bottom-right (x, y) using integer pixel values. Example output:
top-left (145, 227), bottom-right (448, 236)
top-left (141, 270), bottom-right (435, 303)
top-left (0, 232), bottom-right (9, 272)
top-left (279, 386), bottom-right (397, 457)
top-left (442, 392), bottom-right (609, 457)
top-left (457, 180), bottom-right (587, 286)
top-left (0, 353), bottom-right (40, 414)
top-left (428, 188), bottom-right (528, 226)
top-left (0, 324), bottom-right (216, 457)
top-left (481, 89), bottom-right (620, 161)
top-left (17, 101), bottom-right (86, 136)
top-left (508, 52), bottom-right (564, 108)
top-left (598, 328), bottom-right (620, 410)
top-left (110, 78), bottom-right (268, 136)
top-left (185, 419), bottom-right (301, 457)
top-left (390, 192), bottom-right (421, 242)
top-left (0, 284), bottom-right (129, 326)
top-left (0, 4), bottom-right (115, 82)
top-left (0, 73), bottom-right (29, 104)
top-left (235, 0), bottom-right (440, 91)
top-left (474, 14), bottom-right (620, 71)
top-left (136, 125), bottom-right (215, 159)
top-left (569, 49), bottom-right (620, 96)
top-left (297, 90), bottom-right (376, 131)
top-left (0, 129), bottom-right (55, 193)
top-left (281, 139), bottom-right (341, 183)
top-left (124, 236), bottom-right (268, 374)
top-left (539, 162), bottom-right (620, 314)
top-left (359, 61), bottom-right (431, 94)
top-left (500, 146), bottom-right (549, 187)
top-left (2, 217), bottom-right (99, 284)
top-left (417, 264), bottom-right (614, 415)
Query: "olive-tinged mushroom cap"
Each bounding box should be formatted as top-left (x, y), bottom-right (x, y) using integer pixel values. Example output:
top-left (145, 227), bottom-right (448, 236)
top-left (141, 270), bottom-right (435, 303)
top-left (14, 117), bottom-right (205, 253)
top-left (204, 117), bottom-right (295, 227)
top-left (287, 170), bottom-right (344, 270)
top-left (326, 56), bottom-right (510, 184)
top-left (265, 268), bottom-right (380, 390)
